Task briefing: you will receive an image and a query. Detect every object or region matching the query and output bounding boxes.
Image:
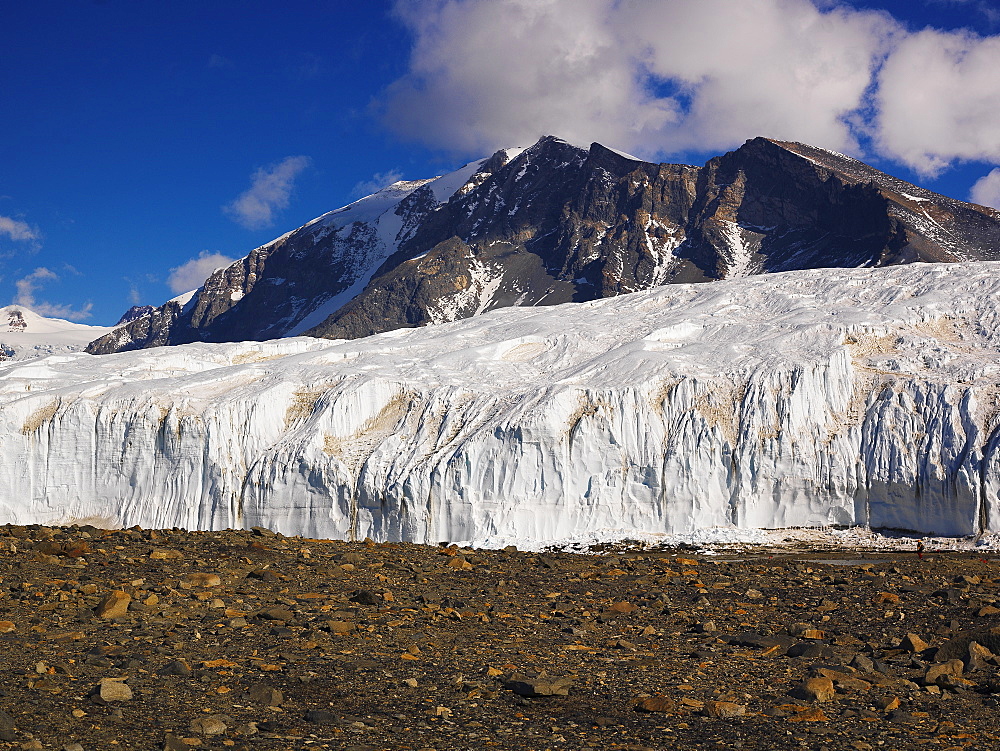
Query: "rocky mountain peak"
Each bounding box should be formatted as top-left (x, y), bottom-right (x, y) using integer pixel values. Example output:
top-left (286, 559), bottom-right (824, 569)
top-left (87, 135), bottom-right (1000, 354)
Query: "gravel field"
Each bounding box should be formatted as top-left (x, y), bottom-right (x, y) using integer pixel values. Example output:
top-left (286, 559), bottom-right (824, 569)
top-left (1, 524), bottom-right (999, 750)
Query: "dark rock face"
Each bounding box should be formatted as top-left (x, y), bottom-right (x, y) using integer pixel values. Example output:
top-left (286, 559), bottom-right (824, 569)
top-left (87, 136), bottom-right (1000, 353)
top-left (115, 305), bottom-right (156, 325)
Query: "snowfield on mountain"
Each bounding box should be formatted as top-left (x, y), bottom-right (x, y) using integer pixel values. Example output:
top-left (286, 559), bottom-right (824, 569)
top-left (7, 261), bottom-right (1000, 544)
top-left (0, 305), bottom-right (115, 361)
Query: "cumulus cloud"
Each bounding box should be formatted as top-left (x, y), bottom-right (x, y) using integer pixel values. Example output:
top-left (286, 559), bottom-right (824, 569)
top-left (971, 168), bottom-right (1000, 210)
top-left (0, 216), bottom-right (38, 242)
top-left (224, 156), bottom-right (311, 230)
top-left (167, 251), bottom-right (235, 294)
top-left (383, 0), bottom-right (1000, 177)
top-left (351, 170), bottom-right (404, 198)
top-left (13, 267), bottom-right (93, 320)
top-left (875, 29), bottom-right (1000, 176)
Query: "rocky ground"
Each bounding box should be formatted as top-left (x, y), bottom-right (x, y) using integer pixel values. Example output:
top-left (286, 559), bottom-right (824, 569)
top-left (1, 525), bottom-right (999, 750)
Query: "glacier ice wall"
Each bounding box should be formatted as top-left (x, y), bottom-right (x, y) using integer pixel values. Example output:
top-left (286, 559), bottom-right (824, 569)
top-left (4, 262), bottom-right (1000, 543)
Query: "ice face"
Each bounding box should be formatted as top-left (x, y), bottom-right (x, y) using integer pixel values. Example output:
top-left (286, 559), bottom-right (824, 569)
top-left (4, 262), bottom-right (1000, 543)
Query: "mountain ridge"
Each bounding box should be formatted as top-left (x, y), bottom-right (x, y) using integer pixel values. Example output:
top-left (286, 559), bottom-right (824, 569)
top-left (87, 135), bottom-right (1000, 354)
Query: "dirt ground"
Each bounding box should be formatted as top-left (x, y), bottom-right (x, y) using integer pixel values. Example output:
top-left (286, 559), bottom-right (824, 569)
top-left (1, 523), bottom-right (998, 750)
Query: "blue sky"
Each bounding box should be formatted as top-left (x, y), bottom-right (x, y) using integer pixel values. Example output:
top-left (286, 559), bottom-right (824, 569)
top-left (2, 0), bottom-right (999, 324)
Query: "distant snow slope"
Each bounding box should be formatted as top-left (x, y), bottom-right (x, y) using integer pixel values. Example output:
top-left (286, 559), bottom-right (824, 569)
top-left (0, 306), bottom-right (116, 361)
top-left (7, 262), bottom-right (1000, 543)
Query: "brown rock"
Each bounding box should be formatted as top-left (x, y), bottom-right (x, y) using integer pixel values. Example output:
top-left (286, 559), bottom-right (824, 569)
top-left (900, 633), bottom-right (929, 652)
top-left (634, 696), bottom-right (676, 713)
top-left (257, 607), bottom-right (295, 621)
top-left (788, 706), bottom-right (829, 722)
top-left (834, 676), bottom-right (872, 693)
top-left (247, 684), bottom-right (283, 707)
top-left (967, 641), bottom-right (995, 671)
top-left (505, 672), bottom-right (572, 697)
top-left (94, 591), bottom-right (131, 619)
top-left (875, 695), bottom-right (900, 711)
top-left (0, 621), bottom-right (15, 633)
top-left (98, 678), bottom-right (133, 701)
top-left (924, 660), bottom-right (965, 686)
top-left (703, 700), bottom-right (746, 718)
top-left (149, 548), bottom-right (184, 560)
top-left (325, 620), bottom-right (355, 634)
top-left (184, 573), bottom-right (222, 587)
top-left (793, 677), bottom-right (835, 702)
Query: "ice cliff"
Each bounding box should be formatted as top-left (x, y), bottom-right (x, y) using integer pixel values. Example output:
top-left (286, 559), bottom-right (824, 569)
top-left (6, 262), bottom-right (1000, 543)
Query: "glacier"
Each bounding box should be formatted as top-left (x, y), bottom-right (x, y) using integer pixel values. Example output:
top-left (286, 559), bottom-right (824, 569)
top-left (5, 261), bottom-right (1000, 544)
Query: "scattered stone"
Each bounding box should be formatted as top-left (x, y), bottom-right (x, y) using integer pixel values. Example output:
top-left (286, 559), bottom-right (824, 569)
top-left (247, 684), bottom-right (283, 707)
top-left (792, 677), bottom-right (835, 703)
top-left (257, 607), bottom-right (295, 622)
top-left (184, 573), bottom-right (221, 587)
top-left (149, 548), bottom-right (183, 560)
top-left (189, 715), bottom-right (227, 735)
top-left (634, 696), bottom-right (676, 713)
top-left (0, 621), bottom-right (15, 633)
top-left (158, 660), bottom-right (193, 677)
top-left (702, 700), bottom-right (746, 718)
top-left (967, 641), bottom-right (995, 671)
top-left (900, 633), bottom-right (929, 653)
top-left (94, 591), bottom-right (131, 619)
top-left (505, 672), bottom-right (572, 697)
top-left (97, 678), bottom-right (133, 702)
top-left (924, 660), bottom-right (965, 686)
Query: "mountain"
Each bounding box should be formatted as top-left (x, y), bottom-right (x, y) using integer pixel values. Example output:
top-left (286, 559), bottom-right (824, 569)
top-left (0, 305), bottom-right (116, 361)
top-left (87, 136), bottom-right (1000, 354)
top-left (11, 262), bottom-right (1000, 541)
top-left (116, 305), bottom-right (155, 325)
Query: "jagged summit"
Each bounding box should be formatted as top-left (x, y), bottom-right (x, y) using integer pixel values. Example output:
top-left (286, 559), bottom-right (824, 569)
top-left (87, 135), bottom-right (1000, 354)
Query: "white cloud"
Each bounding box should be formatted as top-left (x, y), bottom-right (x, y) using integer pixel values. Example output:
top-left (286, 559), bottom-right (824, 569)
top-left (383, 0), bottom-right (898, 158)
top-left (13, 267), bottom-right (93, 321)
top-left (167, 251), bottom-right (236, 294)
top-left (971, 168), bottom-right (1000, 210)
top-left (0, 216), bottom-right (38, 242)
top-left (384, 0), bottom-right (675, 155)
top-left (224, 156), bottom-right (311, 230)
top-left (383, 0), bottom-right (1000, 178)
top-left (351, 170), bottom-right (404, 198)
top-left (875, 29), bottom-right (1000, 176)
